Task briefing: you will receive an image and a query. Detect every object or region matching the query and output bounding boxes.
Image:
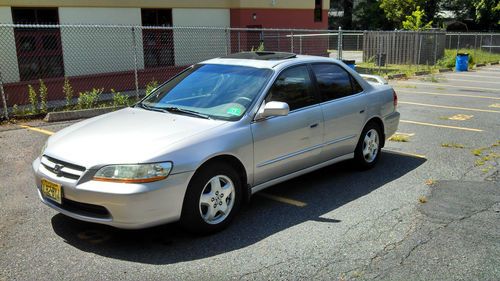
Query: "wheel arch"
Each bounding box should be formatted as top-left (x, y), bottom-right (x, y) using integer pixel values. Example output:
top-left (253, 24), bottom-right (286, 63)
top-left (192, 154), bottom-right (251, 203)
top-left (363, 116), bottom-right (385, 148)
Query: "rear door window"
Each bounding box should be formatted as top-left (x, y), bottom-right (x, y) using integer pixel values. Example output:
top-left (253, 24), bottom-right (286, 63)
top-left (311, 63), bottom-right (363, 101)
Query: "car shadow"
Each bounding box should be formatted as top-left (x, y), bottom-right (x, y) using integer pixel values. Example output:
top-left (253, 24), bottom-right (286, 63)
top-left (51, 151), bottom-right (425, 264)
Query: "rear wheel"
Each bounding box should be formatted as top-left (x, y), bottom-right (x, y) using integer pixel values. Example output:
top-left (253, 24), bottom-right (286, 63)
top-left (180, 162), bottom-right (242, 234)
top-left (354, 122), bottom-right (382, 169)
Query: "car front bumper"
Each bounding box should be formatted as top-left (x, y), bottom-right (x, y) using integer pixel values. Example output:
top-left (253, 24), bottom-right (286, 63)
top-left (32, 157), bottom-right (194, 229)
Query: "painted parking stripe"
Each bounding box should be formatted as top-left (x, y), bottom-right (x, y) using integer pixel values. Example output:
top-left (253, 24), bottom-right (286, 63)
top-left (396, 81), bottom-right (500, 92)
top-left (383, 149), bottom-right (426, 159)
top-left (257, 193), bottom-right (307, 207)
top-left (19, 124), bottom-right (54, 136)
top-left (449, 73), bottom-right (500, 79)
top-left (443, 78), bottom-right (500, 85)
top-left (400, 120), bottom-right (483, 132)
top-left (395, 89), bottom-right (500, 100)
top-left (399, 101), bottom-right (500, 113)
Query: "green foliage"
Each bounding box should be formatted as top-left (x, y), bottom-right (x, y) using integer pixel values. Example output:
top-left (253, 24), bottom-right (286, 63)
top-left (12, 104), bottom-right (21, 117)
top-left (402, 6), bottom-right (433, 30)
top-left (437, 49), bottom-right (500, 68)
top-left (352, 0), bottom-right (394, 30)
top-left (379, 0), bottom-right (424, 27)
top-left (251, 42), bottom-right (265, 52)
top-left (145, 79), bottom-right (159, 96)
top-left (63, 77), bottom-right (74, 108)
top-left (111, 89), bottom-right (130, 107)
top-left (39, 79), bottom-right (48, 113)
top-left (77, 88), bottom-right (103, 110)
top-left (28, 85), bottom-right (38, 114)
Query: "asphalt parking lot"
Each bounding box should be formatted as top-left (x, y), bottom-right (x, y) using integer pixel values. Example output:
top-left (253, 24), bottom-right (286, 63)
top-left (1, 66), bottom-right (499, 281)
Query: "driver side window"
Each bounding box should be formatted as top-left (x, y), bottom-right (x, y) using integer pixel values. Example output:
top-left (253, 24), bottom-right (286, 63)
top-left (266, 65), bottom-right (317, 111)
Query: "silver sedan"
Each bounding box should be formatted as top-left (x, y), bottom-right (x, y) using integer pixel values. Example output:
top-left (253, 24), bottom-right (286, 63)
top-left (33, 52), bottom-right (400, 234)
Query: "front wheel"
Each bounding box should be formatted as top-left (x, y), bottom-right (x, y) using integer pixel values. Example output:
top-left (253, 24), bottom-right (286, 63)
top-left (180, 162), bottom-right (242, 234)
top-left (354, 122), bottom-right (382, 169)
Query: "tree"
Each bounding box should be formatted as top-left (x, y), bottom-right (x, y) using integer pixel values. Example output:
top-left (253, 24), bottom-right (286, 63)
top-left (352, 0), bottom-right (394, 30)
top-left (443, 0), bottom-right (500, 30)
top-left (402, 6), bottom-right (433, 30)
top-left (379, 0), bottom-right (439, 28)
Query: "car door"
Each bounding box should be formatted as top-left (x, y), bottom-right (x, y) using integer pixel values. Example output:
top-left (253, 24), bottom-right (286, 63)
top-left (310, 63), bottom-right (366, 161)
top-left (251, 65), bottom-right (324, 185)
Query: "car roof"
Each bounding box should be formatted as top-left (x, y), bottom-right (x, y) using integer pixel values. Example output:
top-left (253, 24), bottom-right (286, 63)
top-left (200, 52), bottom-right (342, 70)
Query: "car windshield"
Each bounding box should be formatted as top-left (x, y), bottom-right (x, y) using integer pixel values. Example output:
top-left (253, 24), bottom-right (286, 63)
top-left (140, 64), bottom-right (273, 120)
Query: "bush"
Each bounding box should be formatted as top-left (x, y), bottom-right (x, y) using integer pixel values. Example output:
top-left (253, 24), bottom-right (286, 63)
top-left (437, 49), bottom-right (500, 68)
top-left (145, 79), bottom-right (159, 96)
top-left (39, 79), bottom-right (48, 113)
top-left (77, 88), bottom-right (103, 110)
top-left (28, 85), bottom-right (38, 114)
top-left (111, 89), bottom-right (130, 107)
top-left (63, 78), bottom-right (74, 109)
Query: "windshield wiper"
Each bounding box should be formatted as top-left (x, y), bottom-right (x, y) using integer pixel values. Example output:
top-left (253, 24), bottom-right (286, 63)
top-left (161, 106), bottom-right (211, 119)
top-left (137, 103), bottom-right (211, 119)
top-left (136, 103), bottom-right (167, 113)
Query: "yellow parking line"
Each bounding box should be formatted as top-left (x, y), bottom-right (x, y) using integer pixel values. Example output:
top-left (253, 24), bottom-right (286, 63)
top-left (19, 124), bottom-right (54, 136)
top-left (398, 81), bottom-right (500, 92)
top-left (395, 89), bottom-right (500, 100)
top-left (383, 149), bottom-right (426, 159)
top-left (450, 73), bottom-right (500, 79)
top-left (444, 78), bottom-right (500, 85)
top-left (400, 120), bottom-right (483, 132)
top-left (258, 193), bottom-right (307, 207)
top-left (399, 101), bottom-right (500, 113)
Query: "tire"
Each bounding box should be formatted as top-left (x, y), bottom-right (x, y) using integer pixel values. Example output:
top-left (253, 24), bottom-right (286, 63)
top-left (354, 122), bottom-right (382, 169)
top-left (180, 161), bottom-right (242, 234)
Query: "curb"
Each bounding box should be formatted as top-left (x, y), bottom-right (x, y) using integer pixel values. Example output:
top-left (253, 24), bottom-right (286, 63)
top-left (387, 73), bottom-right (407, 79)
top-left (44, 106), bottom-right (124, 122)
top-left (438, 68), bottom-right (453, 73)
top-left (414, 71), bottom-right (431, 76)
top-left (491, 61), bottom-right (499, 65)
top-left (475, 63), bottom-right (486, 67)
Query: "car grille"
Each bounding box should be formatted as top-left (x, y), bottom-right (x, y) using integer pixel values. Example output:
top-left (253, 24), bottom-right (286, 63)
top-left (49, 197), bottom-right (110, 219)
top-left (40, 156), bottom-right (86, 180)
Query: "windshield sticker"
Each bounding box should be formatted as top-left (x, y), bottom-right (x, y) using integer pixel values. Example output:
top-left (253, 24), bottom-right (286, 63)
top-left (226, 107), bottom-right (242, 116)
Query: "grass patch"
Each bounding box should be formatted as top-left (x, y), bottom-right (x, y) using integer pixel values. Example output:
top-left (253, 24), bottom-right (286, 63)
top-left (437, 49), bottom-right (500, 68)
top-left (471, 148), bottom-right (484, 156)
top-left (356, 62), bottom-right (438, 77)
top-left (389, 134), bottom-right (410, 142)
top-left (441, 143), bottom-right (465, 148)
top-left (425, 179), bottom-right (436, 186)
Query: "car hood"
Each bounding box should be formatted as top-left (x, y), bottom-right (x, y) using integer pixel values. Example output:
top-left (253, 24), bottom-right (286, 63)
top-left (45, 107), bottom-right (228, 168)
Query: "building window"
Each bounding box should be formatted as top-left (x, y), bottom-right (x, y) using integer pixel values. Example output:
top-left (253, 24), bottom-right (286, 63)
top-left (314, 0), bottom-right (322, 22)
top-left (141, 9), bottom-right (174, 68)
top-left (12, 8), bottom-right (64, 81)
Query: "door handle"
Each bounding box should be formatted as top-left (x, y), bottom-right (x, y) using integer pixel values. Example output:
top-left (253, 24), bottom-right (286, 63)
top-left (359, 109), bottom-right (365, 114)
top-left (309, 123), bottom-right (319, 128)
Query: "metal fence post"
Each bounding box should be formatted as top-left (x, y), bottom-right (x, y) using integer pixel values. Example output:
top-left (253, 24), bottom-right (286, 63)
top-left (131, 26), bottom-right (139, 100)
top-left (225, 28), bottom-right (229, 55)
top-left (337, 26), bottom-right (342, 59)
top-left (490, 34), bottom-right (493, 53)
top-left (299, 36), bottom-right (302, 54)
top-left (418, 32), bottom-right (422, 65)
top-left (237, 31), bottom-right (241, 52)
top-left (457, 33), bottom-right (460, 52)
top-left (290, 30), bottom-right (294, 53)
top-left (0, 69), bottom-right (8, 120)
top-left (474, 34), bottom-right (477, 60)
top-left (434, 33), bottom-right (438, 65)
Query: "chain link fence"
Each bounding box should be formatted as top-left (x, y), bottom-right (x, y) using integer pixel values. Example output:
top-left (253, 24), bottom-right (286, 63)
top-left (0, 23), bottom-right (499, 120)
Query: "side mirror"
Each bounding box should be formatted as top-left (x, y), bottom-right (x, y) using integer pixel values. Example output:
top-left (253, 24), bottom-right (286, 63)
top-left (255, 101), bottom-right (290, 120)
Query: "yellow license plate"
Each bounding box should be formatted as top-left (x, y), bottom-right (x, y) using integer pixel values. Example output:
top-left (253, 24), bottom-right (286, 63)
top-left (41, 179), bottom-right (62, 204)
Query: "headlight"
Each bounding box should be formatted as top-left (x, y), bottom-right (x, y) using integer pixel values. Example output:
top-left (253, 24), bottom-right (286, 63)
top-left (93, 162), bottom-right (172, 183)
